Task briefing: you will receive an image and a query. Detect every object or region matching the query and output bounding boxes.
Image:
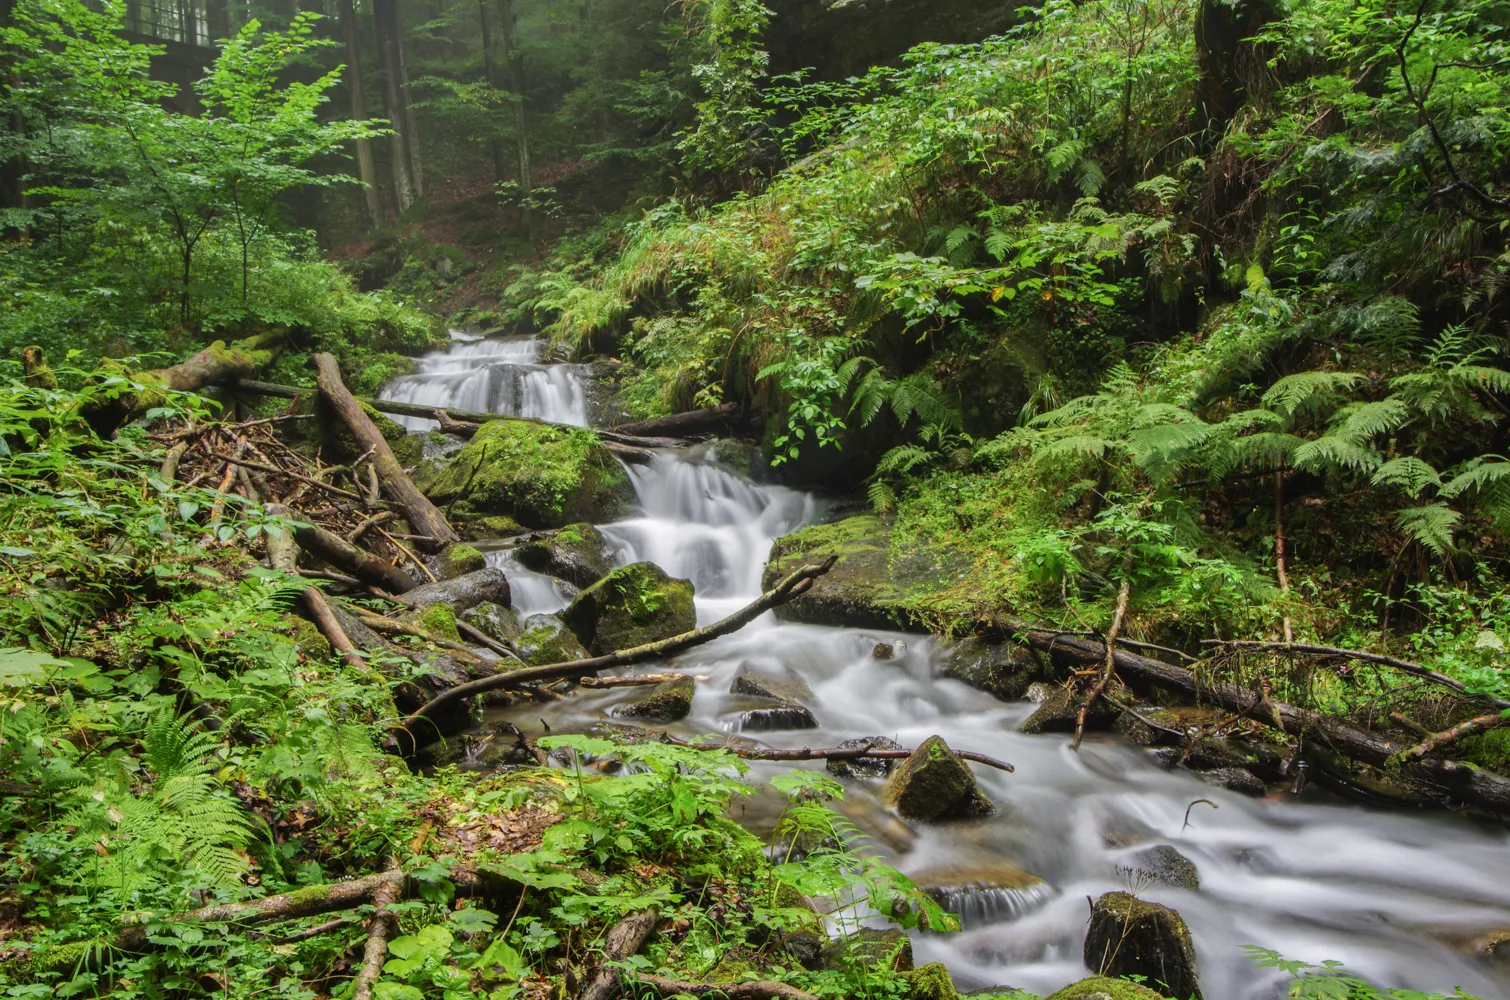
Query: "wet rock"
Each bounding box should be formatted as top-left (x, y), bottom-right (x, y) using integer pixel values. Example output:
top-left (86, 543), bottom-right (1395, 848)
top-left (708, 437), bottom-right (757, 477)
top-left (422, 722), bottom-right (533, 772)
top-left (1181, 738), bottom-right (1251, 771)
top-left (514, 613), bottom-right (589, 666)
top-left (731, 662), bottom-right (815, 703)
top-left (428, 542), bottom-right (486, 581)
top-left (873, 641), bottom-right (901, 660)
top-left (1473, 927), bottom-right (1510, 961)
top-left (1199, 767), bottom-right (1268, 797)
top-left (942, 637), bottom-right (1043, 701)
top-left (819, 927), bottom-right (913, 971)
top-left (562, 562), bottom-right (696, 655)
top-left (1113, 707), bottom-right (1184, 746)
top-left (415, 418), bottom-right (636, 528)
top-left (1018, 687), bottom-right (1116, 735)
top-left (1130, 845), bottom-right (1200, 890)
top-left (827, 736), bottom-right (905, 779)
top-left (883, 735), bottom-right (995, 821)
top-left (1084, 891), bottom-right (1201, 1000)
top-left (1044, 976), bottom-right (1168, 1000)
top-left (396, 567), bottom-right (511, 613)
top-left (611, 675), bottom-right (695, 721)
top-left (465, 514), bottom-right (528, 540)
top-left (461, 601), bottom-right (523, 645)
top-left (514, 523), bottom-right (616, 588)
top-left (911, 863), bottom-right (1051, 927)
top-left (762, 515), bottom-right (965, 631)
top-left (738, 701), bottom-right (819, 730)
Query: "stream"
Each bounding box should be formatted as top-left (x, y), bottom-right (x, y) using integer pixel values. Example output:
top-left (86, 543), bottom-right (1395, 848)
top-left (382, 333), bottom-right (1510, 1000)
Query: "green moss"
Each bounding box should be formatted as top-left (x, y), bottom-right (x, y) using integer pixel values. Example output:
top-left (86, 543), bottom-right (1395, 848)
top-left (286, 616), bottom-right (333, 662)
top-left (515, 613), bottom-right (590, 665)
top-left (903, 963), bottom-right (959, 1000)
top-left (1461, 727), bottom-right (1510, 774)
top-left (346, 351), bottom-right (417, 397)
top-left (417, 419), bottom-right (635, 529)
top-left (612, 675), bottom-right (695, 721)
top-left (433, 542), bottom-right (486, 579)
top-left (1044, 977), bottom-right (1168, 1000)
top-left (563, 562), bottom-right (696, 655)
top-left (406, 602), bottom-right (462, 643)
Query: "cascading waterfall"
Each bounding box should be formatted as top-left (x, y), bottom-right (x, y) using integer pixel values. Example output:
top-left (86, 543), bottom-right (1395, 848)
top-left (384, 337), bottom-right (1510, 1000)
top-left (379, 331), bottom-right (588, 431)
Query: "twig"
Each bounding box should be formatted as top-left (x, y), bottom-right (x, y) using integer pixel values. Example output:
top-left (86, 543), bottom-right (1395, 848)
top-left (1400, 711), bottom-right (1505, 761)
top-left (399, 557), bottom-right (838, 739)
top-left (1201, 640), bottom-right (1510, 710)
top-left (271, 917), bottom-right (356, 944)
top-left (376, 524), bottom-right (439, 583)
top-left (1182, 798), bottom-right (1218, 831)
top-left (456, 620), bottom-right (517, 659)
top-left (347, 510), bottom-right (396, 544)
top-left (659, 732), bottom-right (1014, 772)
top-left (351, 862), bottom-right (402, 1000)
top-left (220, 455), bottom-right (368, 502)
top-left (1075, 572), bottom-right (1131, 751)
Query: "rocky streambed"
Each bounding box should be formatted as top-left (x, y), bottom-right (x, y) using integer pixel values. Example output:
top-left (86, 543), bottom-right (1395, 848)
top-left (384, 333), bottom-right (1510, 1000)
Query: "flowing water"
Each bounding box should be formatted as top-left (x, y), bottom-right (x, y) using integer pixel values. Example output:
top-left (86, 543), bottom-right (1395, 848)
top-left (385, 334), bottom-right (1510, 1000)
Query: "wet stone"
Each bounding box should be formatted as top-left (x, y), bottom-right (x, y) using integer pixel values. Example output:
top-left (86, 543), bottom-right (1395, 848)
top-left (1130, 844), bottom-right (1200, 890)
top-left (739, 701), bottom-right (818, 731)
top-left (1113, 706), bottom-right (1184, 746)
top-left (514, 613), bottom-right (589, 666)
top-left (883, 735), bottom-right (995, 821)
top-left (730, 663), bottom-right (815, 704)
top-left (873, 641), bottom-right (899, 660)
top-left (1018, 687), bottom-right (1116, 735)
top-left (1199, 766), bottom-right (1268, 797)
top-left (460, 601), bottom-right (522, 644)
top-left (942, 636), bottom-right (1043, 702)
top-left (611, 675), bottom-right (695, 722)
top-left (826, 736), bottom-right (904, 779)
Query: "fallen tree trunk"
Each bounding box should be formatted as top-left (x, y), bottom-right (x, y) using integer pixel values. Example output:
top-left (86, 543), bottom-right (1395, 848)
top-left (659, 732), bottom-right (1014, 772)
top-left (613, 403), bottom-right (737, 438)
top-left (351, 865), bottom-right (402, 1000)
top-left (266, 506), bottom-right (377, 678)
top-left (84, 331), bottom-right (286, 437)
top-left (391, 566), bottom-right (510, 612)
top-left (1000, 618), bottom-right (1510, 817)
top-left (399, 557), bottom-right (837, 743)
top-left (577, 909), bottom-right (660, 1000)
top-left (295, 522), bottom-right (417, 595)
top-left (312, 352), bottom-right (459, 549)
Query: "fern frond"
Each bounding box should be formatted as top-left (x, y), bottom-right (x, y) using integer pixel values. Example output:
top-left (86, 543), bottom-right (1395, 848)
top-left (1261, 371), bottom-right (1363, 414)
top-left (867, 480), bottom-right (897, 513)
top-left (1395, 503), bottom-right (1461, 557)
top-left (1371, 457), bottom-right (1441, 498)
top-left (1439, 456), bottom-right (1510, 498)
top-left (1330, 398), bottom-right (1409, 442)
top-left (1291, 434), bottom-right (1383, 474)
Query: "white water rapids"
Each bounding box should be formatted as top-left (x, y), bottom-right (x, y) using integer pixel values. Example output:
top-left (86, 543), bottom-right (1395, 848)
top-left (384, 334), bottom-right (1510, 1000)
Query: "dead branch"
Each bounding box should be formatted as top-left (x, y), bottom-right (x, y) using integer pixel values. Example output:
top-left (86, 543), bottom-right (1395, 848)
top-left (295, 522), bottom-right (417, 595)
top-left (577, 673), bottom-right (708, 688)
top-left (434, 409), bottom-right (480, 437)
top-left (312, 352), bottom-right (458, 548)
top-left (160, 441), bottom-right (189, 481)
top-left (1401, 712), bottom-right (1505, 761)
top-left (577, 909), bottom-right (660, 1000)
top-left (1200, 639), bottom-right (1510, 711)
top-left (399, 557), bottom-right (837, 741)
top-left (456, 620), bottom-right (517, 659)
top-left (1074, 572), bottom-right (1130, 751)
top-left (376, 524), bottom-right (438, 582)
top-left (351, 864), bottom-right (402, 1000)
top-left (348, 510), bottom-right (397, 544)
top-left (270, 917), bottom-right (356, 944)
top-left (221, 454), bottom-right (369, 502)
top-left (633, 976), bottom-right (819, 1000)
top-left (659, 732), bottom-right (1014, 772)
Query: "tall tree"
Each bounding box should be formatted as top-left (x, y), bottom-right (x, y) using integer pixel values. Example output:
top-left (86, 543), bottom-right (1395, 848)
top-left (494, 0), bottom-right (530, 238)
top-left (372, 0), bottom-right (418, 210)
top-left (339, 0), bottom-right (384, 229)
top-left (477, 0), bottom-right (504, 181)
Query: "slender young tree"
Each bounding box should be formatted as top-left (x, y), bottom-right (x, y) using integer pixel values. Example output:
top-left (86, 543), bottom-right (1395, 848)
top-left (477, 0), bottom-right (504, 181)
top-left (339, 0), bottom-right (384, 229)
top-left (494, 0), bottom-right (530, 238)
top-left (371, 0), bottom-right (415, 211)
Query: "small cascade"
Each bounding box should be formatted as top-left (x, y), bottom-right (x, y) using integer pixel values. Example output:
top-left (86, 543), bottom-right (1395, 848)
top-left (379, 331), bottom-right (588, 430)
top-left (924, 882), bottom-right (1056, 930)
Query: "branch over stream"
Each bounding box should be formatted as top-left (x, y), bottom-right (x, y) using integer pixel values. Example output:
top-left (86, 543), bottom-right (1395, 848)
top-left (398, 557), bottom-right (837, 742)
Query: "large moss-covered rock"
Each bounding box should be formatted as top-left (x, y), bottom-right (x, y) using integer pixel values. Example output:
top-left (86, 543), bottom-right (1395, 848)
top-left (515, 613), bottom-right (589, 666)
top-left (515, 523), bottom-right (616, 588)
top-left (883, 735), bottom-right (994, 821)
top-left (399, 602), bottom-right (463, 643)
top-left (1130, 845), bottom-right (1201, 890)
top-left (429, 542), bottom-right (486, 581)
top-left (901, 963), bottom-right (958, 1000)
top-left (415, 419), bottom-right (635, 529)
top-left (563, 562), bottom-right (695, 655)
top-left (1019, 686), bottom-right (1116, 735)
top-left (761, 515), bottom-right (964, 630)
top-left (1045, 977), bottom-right (1169, 1000)
top-left (611, 675), bottom-right (695, 721)
top-left (1084, 892), bottom-right (1201, 1000)
top-left (461, 601), bottom-right (523, 644)
top-left (943, 637), bottom-right (1044, 701)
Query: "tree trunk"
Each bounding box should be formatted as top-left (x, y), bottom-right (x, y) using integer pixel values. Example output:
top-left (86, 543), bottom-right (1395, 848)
top-left (495, 0), bottom-right (530, 238)
top-left (340, 0), bottom-right (384, 230)
top-left (294, 522), bottom-right (418, 595)
top-left (311, 352), bottom-right (459, 548)
top-left (372, 0), bottom-right (415, 212)
top-left (478, 0), bottom-right (506, 181)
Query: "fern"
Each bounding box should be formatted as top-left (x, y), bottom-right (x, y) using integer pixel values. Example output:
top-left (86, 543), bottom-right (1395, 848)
top-left (1395, 503), bottom-right (1462, 557)
top-left (1371, 457), bottom-right (1442, 498)
top-left (1261, 371), bottom-right (1364, 414)
top-left (1291, 434), bottom-right (1383, 474)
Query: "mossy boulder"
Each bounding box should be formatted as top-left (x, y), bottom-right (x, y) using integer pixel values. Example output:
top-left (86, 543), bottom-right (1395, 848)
top-left (461, 514), bottom-right (529, 541)
top-left (1198, 767), bottom-right (1268, 796)
top-left (762, 515), bottom-right (965, 630)
top-left (461, 601), bottom-right (523, 645)
top-left (942, 637), bottom-right (1045, 701)
top-left (429, 542), bottom-right (487, 581)
top-left (902, 963), bottom-right (958, 1000)
top-left (1084, 892), bottom-right (1201, 1000)
top-left (286, 616), bottom-right (332, 662)
top-left (883, 735), bottom-right (994, 821)
top-left (1019, 686), bottom-right (1116, 735)
top-left (827, 736), bottom-right (904, 779)
top-left (563, 562), bottom-right (696, 655)
top-left (1114, 707), bottom-right (1184, 746)
top-left (819, 927), bottom-right (913, 971)
top-left (400, 602), bottom-right (462, 643)
top-left (611, 675), bottom-right (695, 721)
top-left (1044, 977), bottom-right (1169, 1000)
top-left (515, 523), bottom-right (616, 588)
top-left (515, 613), bottom-right (589, 666)
top-left (415, 419), bottom-right (636, 529)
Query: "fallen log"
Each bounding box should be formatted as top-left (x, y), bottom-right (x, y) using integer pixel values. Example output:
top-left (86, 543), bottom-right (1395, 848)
top-left (1001, 618), bottom-right (1510, 817)
top-left (390, 566), bottom-right (511, 612)
top-left (266, 507), bottom-right (374, 677)
top-left (634, 977), bottom-right (819, 1000)
top-left (612, 402), bottom-right (738, 439)
top-left (1402, 712), bottom-right (1506, 761)
top-left (312, 352), bottom-right (459, 549)
top-left (295, 522), bottom-right (417, 595)
top-left (351, 865), bottom-right (402, 1000)
top-left (659, 732), bottom-right (1014, 772)
top-left (577, 909), bottom-right (660, 1000)
top-left (83, 331), bottom-right (286, 437)
top-left (400, 557), bottom-right (837, 742)
top-left (578, 673), bottom-right (708, 688)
